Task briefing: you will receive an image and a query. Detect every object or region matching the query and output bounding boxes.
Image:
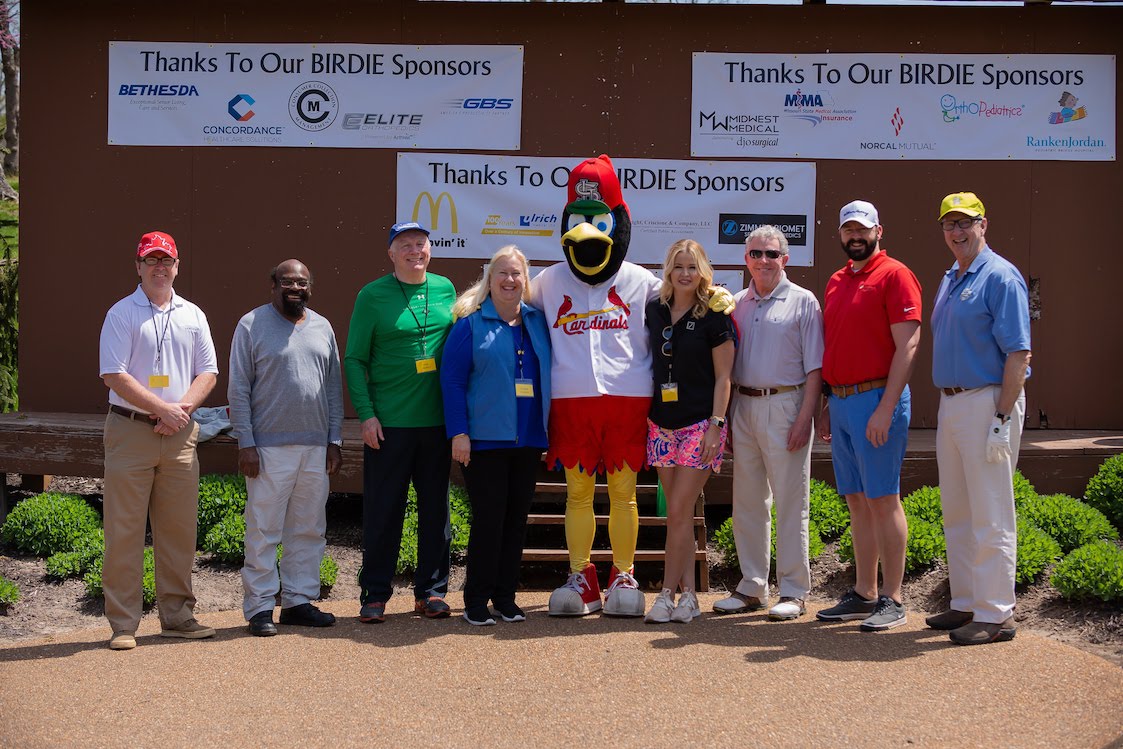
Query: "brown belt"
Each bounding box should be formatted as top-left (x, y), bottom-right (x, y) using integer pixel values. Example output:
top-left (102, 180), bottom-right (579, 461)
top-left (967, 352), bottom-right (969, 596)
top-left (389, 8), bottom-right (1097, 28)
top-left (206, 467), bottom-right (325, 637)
top-left (941, 387), bottom-right (969, 396)
top-left (829, 378), bottom-right (889, 399)
top-left (737, 384), bottom-right (802, 397)
top-left (109, 404), bottom-right (155, 421)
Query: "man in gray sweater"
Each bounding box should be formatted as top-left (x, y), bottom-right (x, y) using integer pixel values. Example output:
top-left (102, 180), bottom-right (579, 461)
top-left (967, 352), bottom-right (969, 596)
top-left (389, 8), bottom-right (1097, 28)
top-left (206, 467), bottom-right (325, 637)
top-left (229, 259), bottom-right (344, 636)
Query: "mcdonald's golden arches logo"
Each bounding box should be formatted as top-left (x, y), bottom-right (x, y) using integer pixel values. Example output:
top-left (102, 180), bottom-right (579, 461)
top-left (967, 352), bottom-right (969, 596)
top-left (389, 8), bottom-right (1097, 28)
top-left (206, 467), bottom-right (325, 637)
top-left (412, 191), bottom-right (458, 233)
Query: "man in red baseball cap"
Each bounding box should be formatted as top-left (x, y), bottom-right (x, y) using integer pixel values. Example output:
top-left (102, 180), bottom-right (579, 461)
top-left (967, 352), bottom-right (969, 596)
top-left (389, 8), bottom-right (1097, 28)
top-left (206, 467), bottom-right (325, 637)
top-left (98, 230), bottom-right (219, 650)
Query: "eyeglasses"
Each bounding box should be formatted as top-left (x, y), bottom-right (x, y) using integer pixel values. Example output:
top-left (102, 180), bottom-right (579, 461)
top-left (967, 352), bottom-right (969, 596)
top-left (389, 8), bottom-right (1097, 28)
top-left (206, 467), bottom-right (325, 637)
top-left (278, 279), bottom-right (311, 289)
top-left (748, 249), bottom-right (785, 260)
top-left (661, 325), bottom-right (672, 357)
top-left (939, 217), bottom-right (982, 232)
top-left (140, 256), bottom-right (176, 267)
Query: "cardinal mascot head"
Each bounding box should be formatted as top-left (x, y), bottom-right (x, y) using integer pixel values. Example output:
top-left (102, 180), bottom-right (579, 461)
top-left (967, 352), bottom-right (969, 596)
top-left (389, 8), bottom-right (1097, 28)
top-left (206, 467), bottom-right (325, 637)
top-left (559, 154), bottom-right (631, 286)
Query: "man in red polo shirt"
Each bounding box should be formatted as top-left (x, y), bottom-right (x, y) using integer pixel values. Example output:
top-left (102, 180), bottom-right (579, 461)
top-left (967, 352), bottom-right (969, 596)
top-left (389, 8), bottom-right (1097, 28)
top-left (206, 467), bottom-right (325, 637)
top-left (815, 200), bottom-right (922, 631)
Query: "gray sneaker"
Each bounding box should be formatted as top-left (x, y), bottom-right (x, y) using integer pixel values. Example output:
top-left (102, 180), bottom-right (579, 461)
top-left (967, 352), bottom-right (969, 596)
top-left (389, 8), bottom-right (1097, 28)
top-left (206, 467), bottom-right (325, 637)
top-left (859, 596), bottom-right (907, 631)
top-left (815, 589), bottom-right (878, 621)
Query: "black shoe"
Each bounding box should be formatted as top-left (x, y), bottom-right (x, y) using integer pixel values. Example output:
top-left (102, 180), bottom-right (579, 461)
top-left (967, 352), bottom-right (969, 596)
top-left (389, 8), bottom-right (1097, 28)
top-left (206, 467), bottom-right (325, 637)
top-left (279, 602), bottom-right (336, 627)
top-left (492, 601), bottom-right (526, 622)
top-left (249, 611), bottom-right (278, 637)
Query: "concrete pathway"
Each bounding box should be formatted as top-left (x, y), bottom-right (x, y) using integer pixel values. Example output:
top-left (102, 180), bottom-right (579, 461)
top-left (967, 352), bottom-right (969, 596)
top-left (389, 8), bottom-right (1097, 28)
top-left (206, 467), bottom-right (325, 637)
top-left (2, 592), bottom-right (1121, 748)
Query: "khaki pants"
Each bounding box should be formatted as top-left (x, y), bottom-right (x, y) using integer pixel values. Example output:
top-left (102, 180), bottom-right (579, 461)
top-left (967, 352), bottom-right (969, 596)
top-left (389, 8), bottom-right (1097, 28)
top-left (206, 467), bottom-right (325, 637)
top-left (102, 412), bottom-right (201, 634)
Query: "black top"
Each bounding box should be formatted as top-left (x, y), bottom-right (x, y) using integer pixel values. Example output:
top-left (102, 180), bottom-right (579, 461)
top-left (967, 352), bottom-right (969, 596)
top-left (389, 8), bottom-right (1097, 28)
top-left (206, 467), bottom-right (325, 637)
top-left (646, 298), bottom-right (736, 429)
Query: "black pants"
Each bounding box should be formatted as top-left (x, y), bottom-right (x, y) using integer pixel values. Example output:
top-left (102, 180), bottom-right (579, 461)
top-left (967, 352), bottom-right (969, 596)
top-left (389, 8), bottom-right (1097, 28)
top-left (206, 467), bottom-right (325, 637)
top-left (359, 426), bottom-right (451, 605)
top-left (461, 446), bottom-right (540, 610)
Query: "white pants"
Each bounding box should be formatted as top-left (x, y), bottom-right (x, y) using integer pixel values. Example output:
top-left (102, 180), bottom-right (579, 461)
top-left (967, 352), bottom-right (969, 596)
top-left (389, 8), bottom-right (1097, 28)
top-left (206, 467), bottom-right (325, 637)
top-left (937, 387), bottom-right (1024, 624)
top-left (241, 445), bottom-right (330, 619)
top-left (730, 389), bottom-right (812, 600)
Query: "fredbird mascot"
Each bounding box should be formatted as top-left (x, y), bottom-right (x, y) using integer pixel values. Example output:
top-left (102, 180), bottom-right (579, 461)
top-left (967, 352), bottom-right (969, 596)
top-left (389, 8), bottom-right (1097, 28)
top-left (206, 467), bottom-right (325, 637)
top-left (531, 154), bottom-right (733, 616)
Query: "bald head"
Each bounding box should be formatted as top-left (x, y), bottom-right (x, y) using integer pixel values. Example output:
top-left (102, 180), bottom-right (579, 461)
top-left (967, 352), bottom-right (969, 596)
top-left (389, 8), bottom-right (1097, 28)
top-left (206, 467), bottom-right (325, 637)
top-left (270, 259), bottom-right (312, 321)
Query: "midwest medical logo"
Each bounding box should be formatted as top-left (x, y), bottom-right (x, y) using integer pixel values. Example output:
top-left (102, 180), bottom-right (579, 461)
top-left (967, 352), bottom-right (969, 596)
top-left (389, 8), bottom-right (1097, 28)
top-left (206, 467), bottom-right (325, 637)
top-left (697, 111), bottom-right (779, 134)
top-left (227, 94), bottom-right (255, 122)
top-left (553, 287), bottom-right (631, 335)
top-left (939, 94), bottom-right (1023, 123)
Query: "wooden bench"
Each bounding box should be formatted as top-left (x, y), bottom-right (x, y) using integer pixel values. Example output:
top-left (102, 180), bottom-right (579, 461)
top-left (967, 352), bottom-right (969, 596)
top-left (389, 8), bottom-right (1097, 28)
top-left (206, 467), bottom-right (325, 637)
top-left (523, 471), bottom-right (710, 591)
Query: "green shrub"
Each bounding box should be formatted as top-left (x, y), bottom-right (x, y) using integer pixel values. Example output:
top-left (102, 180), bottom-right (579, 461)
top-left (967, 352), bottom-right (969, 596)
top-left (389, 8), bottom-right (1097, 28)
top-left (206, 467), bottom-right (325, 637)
top-left (202, 511), bottom-right (246, 563)
top-left (1051, 541), bottom-right (1123, 603)
top-left (45, 529), bottom-right (105, 580)
top-left (809, 480), bottom-right (850, 540)
top-left (1013, 470), bottom-right (1038, 510)
top-left (0, 574), bottom-right (19, 606)
top-left (902, 485), bottom-right (943, 525)
top-left (197, 474), bottom-right (248, 545)
top-left (1, 492), bottom-right (102, 556)
top-left (1015, 519), bottom-right (1061, 585)
top-left (1019, 493), bottom-right (1118, 553)
top-left (838, 515), bottom-right (946, 573)
top-left (397, 483), bottom-right (473, 574)
top-left (319, 554), bottom-right (339, 588)
top-left (807, 519), bottom-right (825, 560)
top-left (710, 511), bottom-right (823, 570)
top-left (713, 516), bottom-right (737, 568)
top-left (83, 547), bottom-right (156, 607)
top-left (1085, 454), bottom-right (1123, 533)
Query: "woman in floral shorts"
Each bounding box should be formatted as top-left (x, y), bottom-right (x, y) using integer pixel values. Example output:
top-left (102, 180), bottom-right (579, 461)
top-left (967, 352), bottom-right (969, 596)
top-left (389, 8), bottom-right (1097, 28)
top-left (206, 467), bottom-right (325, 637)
top-left (643, 239), bottom-right (735, 624)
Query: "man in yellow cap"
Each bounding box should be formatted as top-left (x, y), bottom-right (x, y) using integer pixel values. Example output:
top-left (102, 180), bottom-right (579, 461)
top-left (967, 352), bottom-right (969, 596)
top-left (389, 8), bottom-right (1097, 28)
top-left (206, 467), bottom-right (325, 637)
top-left (928, 192), bottom-right (1031, 646)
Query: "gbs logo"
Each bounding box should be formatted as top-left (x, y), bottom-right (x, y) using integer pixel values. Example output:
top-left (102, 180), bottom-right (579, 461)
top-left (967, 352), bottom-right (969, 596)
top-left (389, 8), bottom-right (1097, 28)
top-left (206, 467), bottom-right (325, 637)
top-left (462, 98), bottom-right (513, 110)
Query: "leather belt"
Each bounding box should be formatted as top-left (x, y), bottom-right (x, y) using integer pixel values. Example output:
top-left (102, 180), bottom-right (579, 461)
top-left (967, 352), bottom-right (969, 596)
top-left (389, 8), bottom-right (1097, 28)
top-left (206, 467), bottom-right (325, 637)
top-left (829, 378), bottom-right (889, 399)
top-left (737, 384), bottom-right (802, 397)
top-left (109, 404), bottom-right (155, 421)
top-left (941, 387), bottom-right (969, 396)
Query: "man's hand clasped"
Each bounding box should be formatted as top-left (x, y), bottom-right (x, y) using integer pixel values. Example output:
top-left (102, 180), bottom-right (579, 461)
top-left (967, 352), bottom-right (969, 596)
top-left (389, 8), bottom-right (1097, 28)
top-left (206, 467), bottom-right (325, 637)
top-left (986, 415), bottom-right (1012, 463)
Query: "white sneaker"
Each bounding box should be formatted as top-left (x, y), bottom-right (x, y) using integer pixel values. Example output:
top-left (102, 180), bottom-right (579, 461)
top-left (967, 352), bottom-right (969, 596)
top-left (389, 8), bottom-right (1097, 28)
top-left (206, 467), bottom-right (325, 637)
top-left (671, 590), bottom-right (701, 623)
top-left (644, 589), bottom-right (675, 624)
top-left (603, 568), bottom-right (645, 617)
top-left (768, 597), bottom-right (807, 621)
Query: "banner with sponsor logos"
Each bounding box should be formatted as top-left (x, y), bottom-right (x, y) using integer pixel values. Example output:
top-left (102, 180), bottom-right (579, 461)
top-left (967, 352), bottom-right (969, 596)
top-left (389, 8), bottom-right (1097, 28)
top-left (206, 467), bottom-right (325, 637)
top-left (692, 53), bottom-right (1115, 161)
top-left (108, 42), bottom-right (523, 149)
top-left (397, 153), bottom-right (817, 267)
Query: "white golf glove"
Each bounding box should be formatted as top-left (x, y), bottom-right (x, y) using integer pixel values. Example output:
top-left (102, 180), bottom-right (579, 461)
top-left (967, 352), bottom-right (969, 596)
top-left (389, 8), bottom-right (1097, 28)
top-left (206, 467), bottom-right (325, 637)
top-left (986, 415), bottom-right (1012, 463)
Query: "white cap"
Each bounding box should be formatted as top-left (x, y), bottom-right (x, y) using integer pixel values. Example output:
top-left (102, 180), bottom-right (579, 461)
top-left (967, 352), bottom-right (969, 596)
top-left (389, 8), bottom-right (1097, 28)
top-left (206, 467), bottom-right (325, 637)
top-left (838, 200), bottom-right (880, 229)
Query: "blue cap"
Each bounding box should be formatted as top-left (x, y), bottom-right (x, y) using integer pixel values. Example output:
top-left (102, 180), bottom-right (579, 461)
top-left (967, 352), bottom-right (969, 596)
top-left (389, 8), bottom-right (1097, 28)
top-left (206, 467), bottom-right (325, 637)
top-left (388, 221), bottom-right (430, 246)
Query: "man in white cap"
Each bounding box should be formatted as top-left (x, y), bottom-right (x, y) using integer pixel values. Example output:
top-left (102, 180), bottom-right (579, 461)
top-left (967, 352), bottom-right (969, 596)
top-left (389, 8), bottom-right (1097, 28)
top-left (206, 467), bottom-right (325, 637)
top-left (99, 230), bottom-right (219, 650)
top-left (816, 201), bottom-right (922, 632)
top-left (928, 191), bottom-right (1030, 646)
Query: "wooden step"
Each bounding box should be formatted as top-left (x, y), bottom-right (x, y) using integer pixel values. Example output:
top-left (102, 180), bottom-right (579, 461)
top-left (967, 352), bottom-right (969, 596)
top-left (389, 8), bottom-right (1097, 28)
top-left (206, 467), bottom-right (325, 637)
top-left (522, 549), bottom-right (708, 563)
top-left (526, 513), bottom-right (703, 527)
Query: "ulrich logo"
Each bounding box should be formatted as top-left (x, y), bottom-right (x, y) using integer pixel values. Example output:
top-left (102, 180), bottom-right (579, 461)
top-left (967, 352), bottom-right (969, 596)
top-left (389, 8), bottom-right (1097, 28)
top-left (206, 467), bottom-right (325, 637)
top-left (412, 191), bottom-right (458, 233)
top-left (553, 286), bottom-right (631, 335)
top-left (289, 82), bottom-right (338, 131)
top-left (227, 94), bottom-right (255, 122)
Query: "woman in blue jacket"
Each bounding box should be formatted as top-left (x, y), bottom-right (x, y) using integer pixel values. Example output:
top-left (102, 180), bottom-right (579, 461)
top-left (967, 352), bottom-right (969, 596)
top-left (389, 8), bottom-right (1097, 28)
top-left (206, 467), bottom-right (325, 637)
top-left (441, 245), bottom-right (551, 626)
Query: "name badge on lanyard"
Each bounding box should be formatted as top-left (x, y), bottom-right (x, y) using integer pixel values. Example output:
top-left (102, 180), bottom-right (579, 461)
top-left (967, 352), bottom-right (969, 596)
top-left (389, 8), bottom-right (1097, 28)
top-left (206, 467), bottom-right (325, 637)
top-left (515, 378), bottom-right (535, 398)
top-left (660, 382), bottom-right (679, 402)
top-left (415, 357), bottom-right (437, 374)
top-left (148, 374), bottom-right (170, 389)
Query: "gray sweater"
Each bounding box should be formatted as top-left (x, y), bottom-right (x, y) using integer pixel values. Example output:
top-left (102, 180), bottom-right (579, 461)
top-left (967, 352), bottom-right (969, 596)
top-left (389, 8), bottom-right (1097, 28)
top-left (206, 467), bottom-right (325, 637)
top-left (228, 304), bottom-right (343, 449)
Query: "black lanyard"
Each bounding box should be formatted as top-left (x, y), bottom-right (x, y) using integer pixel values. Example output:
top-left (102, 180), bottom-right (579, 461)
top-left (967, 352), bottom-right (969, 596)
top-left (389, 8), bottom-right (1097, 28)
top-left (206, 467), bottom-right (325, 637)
top-left (395, 276), bottom-right (430, 357)
top-left (515, 322), bottom-right (526, 379)
top-left (148, 299), bottom-right (174, 372)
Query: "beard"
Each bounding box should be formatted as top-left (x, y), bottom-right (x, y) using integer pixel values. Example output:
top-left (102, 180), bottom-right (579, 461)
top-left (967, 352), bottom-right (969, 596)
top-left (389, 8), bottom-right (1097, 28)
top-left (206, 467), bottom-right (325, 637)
top-left (281, 295), bottom-right (307, 317)
top-left (841, 238), bottom-right (876, 262)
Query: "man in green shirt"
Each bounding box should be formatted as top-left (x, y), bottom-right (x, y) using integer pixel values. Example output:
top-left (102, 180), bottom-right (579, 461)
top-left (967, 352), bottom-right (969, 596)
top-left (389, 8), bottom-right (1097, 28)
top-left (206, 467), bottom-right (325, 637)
top-left (345, 221), bottom-right (457, 623)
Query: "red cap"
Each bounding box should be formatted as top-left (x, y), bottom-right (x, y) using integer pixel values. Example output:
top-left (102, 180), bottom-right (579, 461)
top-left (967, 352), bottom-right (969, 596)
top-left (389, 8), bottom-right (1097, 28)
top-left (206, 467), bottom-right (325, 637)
top-left (567, 154), bottom-right (627, 214)
top-left (137, 231), bottom-right (178, 258)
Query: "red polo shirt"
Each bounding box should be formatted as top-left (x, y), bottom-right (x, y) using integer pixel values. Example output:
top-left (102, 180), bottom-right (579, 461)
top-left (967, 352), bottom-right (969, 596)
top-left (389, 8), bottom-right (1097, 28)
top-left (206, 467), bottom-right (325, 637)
top-left (822, 249), bottom-right (922, 386)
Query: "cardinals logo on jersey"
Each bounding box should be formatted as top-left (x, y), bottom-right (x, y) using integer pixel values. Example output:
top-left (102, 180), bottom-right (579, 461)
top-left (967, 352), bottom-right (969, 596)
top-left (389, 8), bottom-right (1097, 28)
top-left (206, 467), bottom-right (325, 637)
top-left (553, 285), bottom-right (632, 335)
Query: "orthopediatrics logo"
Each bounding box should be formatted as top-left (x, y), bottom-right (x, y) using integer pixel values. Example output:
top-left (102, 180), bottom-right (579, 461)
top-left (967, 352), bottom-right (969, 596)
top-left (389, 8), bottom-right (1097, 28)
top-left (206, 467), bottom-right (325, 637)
top-left (940, 94), bottom-right (1023, 123)
top-left (228, 94), bottom-right (255, 122)
top-left (289, 82), bottom-right (339, 132)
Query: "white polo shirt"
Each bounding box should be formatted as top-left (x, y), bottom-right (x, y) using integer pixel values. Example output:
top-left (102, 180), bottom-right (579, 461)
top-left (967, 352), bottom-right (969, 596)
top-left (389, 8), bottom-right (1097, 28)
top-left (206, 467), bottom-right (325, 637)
top-left (731, 274), bottom-right (824, 388)
top-left (531, 261), bottom-right (661, 399)
top-left (99, 286), bottom-right (219, 412)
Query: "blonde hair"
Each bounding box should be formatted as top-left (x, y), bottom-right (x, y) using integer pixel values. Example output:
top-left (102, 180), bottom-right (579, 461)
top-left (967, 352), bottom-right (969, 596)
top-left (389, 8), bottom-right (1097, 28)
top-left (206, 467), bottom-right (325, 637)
top-left (451, 245), bottom-right (532, 319)
top-left (658, 239), bottom-right (715, 319)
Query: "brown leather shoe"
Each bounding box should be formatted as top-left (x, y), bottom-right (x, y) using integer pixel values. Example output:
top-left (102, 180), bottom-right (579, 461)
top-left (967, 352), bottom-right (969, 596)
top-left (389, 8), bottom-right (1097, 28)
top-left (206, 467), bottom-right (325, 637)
top-left (925, 609), bottom-right (973, 630)
top-left (713, 591), bottom-right (767, 614)
top-left (949, 618), bottom-right (1016, 646)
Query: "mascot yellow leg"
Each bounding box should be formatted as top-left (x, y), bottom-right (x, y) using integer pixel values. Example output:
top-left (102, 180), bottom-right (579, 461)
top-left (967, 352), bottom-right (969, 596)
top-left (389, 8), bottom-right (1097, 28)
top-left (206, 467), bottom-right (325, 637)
top-left (548, 467), bottom-right (603, 616)
top-left (602, 465), bottom-right (645, 617)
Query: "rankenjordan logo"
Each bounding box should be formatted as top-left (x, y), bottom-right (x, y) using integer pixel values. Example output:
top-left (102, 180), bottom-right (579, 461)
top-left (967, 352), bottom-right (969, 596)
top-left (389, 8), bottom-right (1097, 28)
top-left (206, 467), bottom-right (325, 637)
top-left (411, 191), bottom-right (458, 232)
top-left (553, 286), bottom-right (631, 335)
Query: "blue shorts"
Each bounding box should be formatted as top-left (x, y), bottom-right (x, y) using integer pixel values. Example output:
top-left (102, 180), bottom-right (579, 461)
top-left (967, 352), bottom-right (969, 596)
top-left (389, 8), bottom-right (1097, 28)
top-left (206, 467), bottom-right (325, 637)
top-left (828, 385), bottom-right (911, 499)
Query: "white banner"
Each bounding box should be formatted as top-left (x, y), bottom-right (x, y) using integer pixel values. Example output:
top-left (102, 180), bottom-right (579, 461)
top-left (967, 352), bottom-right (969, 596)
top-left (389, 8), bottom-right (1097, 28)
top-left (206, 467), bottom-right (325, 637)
top-left (692, 53), bottom-right (1115, 161)
top-left (108, 42), bottom-right (523, 149)
top-left (397, 153), bottom-right (817, 267)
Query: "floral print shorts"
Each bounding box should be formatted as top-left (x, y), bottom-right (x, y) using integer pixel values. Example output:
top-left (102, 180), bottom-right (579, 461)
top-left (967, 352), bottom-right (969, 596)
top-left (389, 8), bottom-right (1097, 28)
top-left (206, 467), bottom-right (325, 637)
top-left (646, 418), bottom-right (726, 473)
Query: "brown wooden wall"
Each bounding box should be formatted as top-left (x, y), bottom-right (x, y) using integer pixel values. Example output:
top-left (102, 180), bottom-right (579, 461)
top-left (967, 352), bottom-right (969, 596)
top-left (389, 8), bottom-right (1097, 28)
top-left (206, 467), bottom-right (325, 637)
top-left (21, 1), bottom-right (1123, 427)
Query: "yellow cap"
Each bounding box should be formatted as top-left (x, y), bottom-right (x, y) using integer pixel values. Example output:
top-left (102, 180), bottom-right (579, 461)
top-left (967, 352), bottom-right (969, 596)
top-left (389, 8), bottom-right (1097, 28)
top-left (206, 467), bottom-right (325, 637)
top-left (939, 192), bottom-right (985, 220)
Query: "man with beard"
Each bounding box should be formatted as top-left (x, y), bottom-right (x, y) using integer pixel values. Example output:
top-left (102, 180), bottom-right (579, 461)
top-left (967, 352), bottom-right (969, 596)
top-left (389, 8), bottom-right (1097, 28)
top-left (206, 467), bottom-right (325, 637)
top-left (99, 231), bottom-right (219, 650)
top-left (229, 259), bottom-right (344, 636)
top-left (816, 201), bottom-right (922, 631)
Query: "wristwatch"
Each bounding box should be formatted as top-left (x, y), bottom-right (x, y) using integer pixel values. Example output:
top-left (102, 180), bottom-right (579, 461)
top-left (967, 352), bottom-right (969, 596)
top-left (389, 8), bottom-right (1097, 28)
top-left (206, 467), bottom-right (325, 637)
top-left (710, 416), bottom-right (726, 428)
top-left (995, 412), bottom-right (1009, 424)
